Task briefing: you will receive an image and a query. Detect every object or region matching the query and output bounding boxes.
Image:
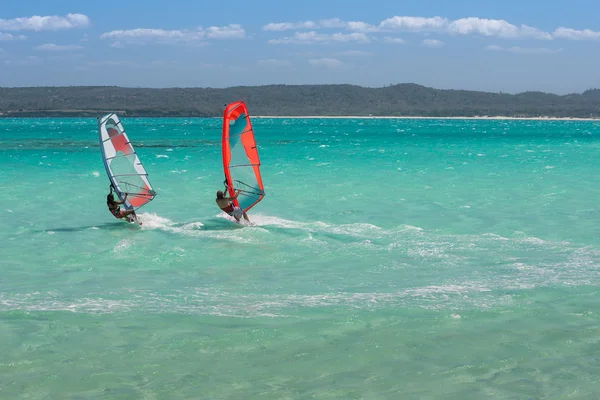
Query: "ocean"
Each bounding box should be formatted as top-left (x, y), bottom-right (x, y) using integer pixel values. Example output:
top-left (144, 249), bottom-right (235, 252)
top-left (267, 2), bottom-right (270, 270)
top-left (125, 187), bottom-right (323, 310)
top-left (1, 117), bottom-right (600, 399)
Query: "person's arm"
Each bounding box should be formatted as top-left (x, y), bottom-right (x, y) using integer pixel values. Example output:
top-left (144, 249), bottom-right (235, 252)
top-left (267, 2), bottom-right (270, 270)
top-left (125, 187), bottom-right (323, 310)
top-left (226, 190), bottom-right (241, 201)
top-left (116, 193), bottom-right (128, 205)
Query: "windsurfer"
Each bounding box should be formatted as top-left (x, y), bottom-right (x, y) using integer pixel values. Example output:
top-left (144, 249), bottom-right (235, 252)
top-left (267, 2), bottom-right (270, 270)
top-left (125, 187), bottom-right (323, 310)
top-left (216, 188), bottom-right (250, 223)
top-left (107, 185), bottom-right (137, 221)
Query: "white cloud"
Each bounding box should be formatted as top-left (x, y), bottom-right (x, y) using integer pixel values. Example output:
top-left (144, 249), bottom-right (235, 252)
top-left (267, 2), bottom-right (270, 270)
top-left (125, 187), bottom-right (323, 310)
top-left (264, 14), bottom-right (600, 45)
top-left (0, 32), bottom-right (26, 41)
top-left (263, 21), bottom-right (318, 31)
top-left (378, 16), bottom-right (553, 40)
top-left (485, 44), bottom-right (563, 54)
top-left (203, 24), bottom-right (245, 39)
top-left (519, 25), bottom-right (554, 40)
top-left (379, 16), bottom-right (448, 31)
top-left (309, 57), bottom-right (343, 68)
top-left (101, 28), bottom-right (203, 43)
top-left (0, 13), bottom-right (90, 31)
top-left (266, 15), bottom-right (561, 42)
top-left (257, 59), bottom-right (292, 67)
top-left (448, 18), bottom-right (552, 40)
top-left (423, 39), bottom-right (444, 47)
top-left (553, 27), bottom-right (600, 40)
top-left (344, 21), bottom-right (379, 32)
top-left (35, 43), bottom-right (84, 51)
top-left (268, 31), bottom-right (370, 44)
top-left (100, 24), bottom-right (245, 45)
top-left (263, 18), bottom-right (378, 32)
top-left (383, 37), bottom-right (406, 44)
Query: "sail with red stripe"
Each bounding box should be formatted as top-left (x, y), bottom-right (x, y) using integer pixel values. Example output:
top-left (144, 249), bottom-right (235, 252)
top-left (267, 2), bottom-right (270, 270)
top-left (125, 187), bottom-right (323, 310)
top-left (222, 101), bottom-right (265, 212)
top-left (98, 113), bottom-right (156, 211)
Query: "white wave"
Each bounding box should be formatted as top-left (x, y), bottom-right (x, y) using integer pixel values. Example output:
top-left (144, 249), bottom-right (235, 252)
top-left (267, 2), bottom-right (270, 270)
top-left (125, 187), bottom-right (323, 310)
top-left (0, 282), bottom-right (513, 317)
top-left (137, 212), bottom-right (173, 230)
top-left (139, 212), bottom-right (254, 243)
top-left (113, 238), bottom-right (134, 253)
top-left (92, 171), bottom-right (100, 177)
top-left (156, 154), bottom-right (169, 158)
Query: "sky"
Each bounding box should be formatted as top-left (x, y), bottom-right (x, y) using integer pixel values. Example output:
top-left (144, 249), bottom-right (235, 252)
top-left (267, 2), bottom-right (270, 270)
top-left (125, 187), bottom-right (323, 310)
top-left (1, 0), bottom-right (600, 93)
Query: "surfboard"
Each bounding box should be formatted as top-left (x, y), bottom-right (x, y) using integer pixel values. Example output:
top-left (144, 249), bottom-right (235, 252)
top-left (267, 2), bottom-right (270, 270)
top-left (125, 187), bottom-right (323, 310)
top-left (98, 113), bottom-right (157, 225)
top-left (222, 101), bottom-right (265, 213)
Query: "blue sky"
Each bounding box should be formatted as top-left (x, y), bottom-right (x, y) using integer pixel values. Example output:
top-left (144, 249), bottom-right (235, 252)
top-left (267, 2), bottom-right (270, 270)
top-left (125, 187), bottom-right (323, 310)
top-left (1, 0), bottom-right (600, 93)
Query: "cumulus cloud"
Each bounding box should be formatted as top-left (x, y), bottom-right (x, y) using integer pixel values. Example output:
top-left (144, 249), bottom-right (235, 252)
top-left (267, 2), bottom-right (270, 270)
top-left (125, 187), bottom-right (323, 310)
top-left (379, 16), bottom-right (448, 31)
top-left (263, 21), bottom-right (318, 31)
top-left (485, 45), bottom-right (563, 54)
top-left (100, 24), bottom-right (245, 45)
top-left (309, 57), bottom-right (343, 68)
top-left (268, 31), bottom-right (370, 44)
top-left (35, 43), bottom-right (84, 51)
top-left (423, 39), bottom-right (444, 47)
top-left (203, 24), bottom-right (245, 39)
top-left (0, 32), bottom-right (26, 41)
top-left (448, 18), bottom-right (552, 40)
top-left (0, 13), bottom-right (90, 31)
top-left (553, 27), bottom-right (600, 40)
top-left (263, 18), bottom-right (377, 32)
top-left (265, 15), bottom-right (565, 42)
top-left (345, 21), bottom-right (379, 33)
top-left (100, 28), bottom-right (204, 43)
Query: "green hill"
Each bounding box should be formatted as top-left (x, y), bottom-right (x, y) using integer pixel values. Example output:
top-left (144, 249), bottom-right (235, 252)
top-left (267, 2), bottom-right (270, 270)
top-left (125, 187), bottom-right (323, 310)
top-left (0, 84), bottom-right (599, 118)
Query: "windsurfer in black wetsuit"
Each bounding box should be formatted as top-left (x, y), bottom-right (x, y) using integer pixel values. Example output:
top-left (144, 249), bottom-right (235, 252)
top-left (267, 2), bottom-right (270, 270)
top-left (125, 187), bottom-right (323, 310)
top-left (107, 185), bottom-right (138, 222)
top-left (216, 188), bottom-right (250, 223)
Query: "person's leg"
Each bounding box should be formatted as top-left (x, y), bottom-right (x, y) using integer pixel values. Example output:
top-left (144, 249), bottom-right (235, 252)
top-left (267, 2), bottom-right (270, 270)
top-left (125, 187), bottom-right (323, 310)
top-left (121, 209), bottom-right (135, 218)
top-left (233, 207), bottom-right (245, 223)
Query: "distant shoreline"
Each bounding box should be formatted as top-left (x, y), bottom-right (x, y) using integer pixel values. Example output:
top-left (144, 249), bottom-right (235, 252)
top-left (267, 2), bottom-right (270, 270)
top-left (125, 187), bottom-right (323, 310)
top-left (1, 114), bottom-right (599, 121)
top-left (2, 84), bottom-right (600, 119)
top-left (254, 116), bottom-right (600, 121)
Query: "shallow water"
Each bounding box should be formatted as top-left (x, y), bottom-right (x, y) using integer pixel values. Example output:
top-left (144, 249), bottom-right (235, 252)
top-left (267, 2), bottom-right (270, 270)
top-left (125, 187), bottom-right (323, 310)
top-left (2, 117), bottom-right (600, 398)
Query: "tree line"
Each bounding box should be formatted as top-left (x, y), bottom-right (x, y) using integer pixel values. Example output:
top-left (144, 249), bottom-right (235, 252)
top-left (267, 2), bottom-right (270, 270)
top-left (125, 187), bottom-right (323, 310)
top-left (1, 84), bottom-right (599, 118)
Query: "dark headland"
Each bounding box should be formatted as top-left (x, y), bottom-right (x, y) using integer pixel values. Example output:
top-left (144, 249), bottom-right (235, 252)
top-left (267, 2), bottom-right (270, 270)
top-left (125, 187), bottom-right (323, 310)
top-left (1, 84), bottom-right (599, 118)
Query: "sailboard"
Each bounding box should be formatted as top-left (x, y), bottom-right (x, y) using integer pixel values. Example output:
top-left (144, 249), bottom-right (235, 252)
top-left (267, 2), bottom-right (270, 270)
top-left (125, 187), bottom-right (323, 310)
top-left (98, 113), bottom-right (156, 224)
top-left (222, 101), bottom-right (265, 212)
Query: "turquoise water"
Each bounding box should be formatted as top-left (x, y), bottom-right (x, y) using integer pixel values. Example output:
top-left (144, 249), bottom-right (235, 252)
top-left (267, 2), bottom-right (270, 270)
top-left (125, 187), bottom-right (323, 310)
top-left (2, 117), bottom-right (600, 398)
